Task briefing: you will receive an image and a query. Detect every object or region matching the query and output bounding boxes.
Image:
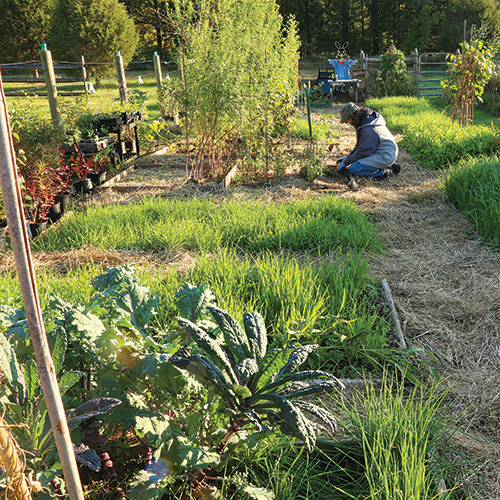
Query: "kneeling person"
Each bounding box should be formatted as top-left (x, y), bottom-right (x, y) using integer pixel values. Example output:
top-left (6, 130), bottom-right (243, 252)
top-left (337, 102), bottom-right (400, 180)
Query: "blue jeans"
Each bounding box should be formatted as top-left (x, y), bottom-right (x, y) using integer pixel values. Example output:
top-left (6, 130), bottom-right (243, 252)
top-left (348, 161), bottom-right (385, 180)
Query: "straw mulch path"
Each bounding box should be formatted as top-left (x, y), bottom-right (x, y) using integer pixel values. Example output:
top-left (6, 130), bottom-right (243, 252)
top-left (1, 106), bottom-right (499, 498)
top-left (327, 121), bottom-right (500, 499)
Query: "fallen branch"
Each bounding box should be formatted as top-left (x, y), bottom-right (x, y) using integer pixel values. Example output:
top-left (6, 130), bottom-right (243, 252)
top-left (381, 278), bottom-right (407, 348)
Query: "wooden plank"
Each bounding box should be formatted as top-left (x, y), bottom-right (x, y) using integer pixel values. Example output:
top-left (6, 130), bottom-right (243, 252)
top-left (0, 63), bottom-right (81, 70)
top-left (95, 164), bottom-right (137, 190)
top-left (5, 92), bottom-right (87, 97)
top-left (3, 77), bottom-right (84, 83)
top-left (0, 64), bottom-right (43, 69)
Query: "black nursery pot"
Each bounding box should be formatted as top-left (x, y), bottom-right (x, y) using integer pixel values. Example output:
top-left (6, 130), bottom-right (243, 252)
top-left (29, 220), bottom-right (48, 238)
top-left (88, 171), bottom-right (107, 187)
top-left (56, 193), bottom-right (72, 214)
top-left (72, 178), bottom-right (93, 195)
top-left (48, 202), bottom-right (62, 223)
top-left (0, 224), bottom-right (7, 253)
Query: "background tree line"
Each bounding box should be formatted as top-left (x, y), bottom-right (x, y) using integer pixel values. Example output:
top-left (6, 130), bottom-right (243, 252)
top-left (1, 0), bottom-right (500, 68)
top-left (275, 0), bottom-right (500, 56)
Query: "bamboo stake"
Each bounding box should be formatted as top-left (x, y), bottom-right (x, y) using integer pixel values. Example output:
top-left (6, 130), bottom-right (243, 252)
top-left (381, 278), bottom-right (407, 348)
top-left (0, 71), bottom-right (85, 500)
top-left (304, 82), bottom-right (313, 143)
top-left (0, 418), bottom-right (32, 500)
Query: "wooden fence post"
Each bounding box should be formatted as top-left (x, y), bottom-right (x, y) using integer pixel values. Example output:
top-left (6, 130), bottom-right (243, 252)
top-left (413, 48), bottom-right (419, 78)
top-left (153, 51), bottom-right (165, 118)
top-left (80, 55), bottom-right (89, 98)
top-left (40, 43), bottom-right (64, 135)
top-left (115, 50), bottom-right (128, 103)
top-left (0, 71), bottom-right (85, 500)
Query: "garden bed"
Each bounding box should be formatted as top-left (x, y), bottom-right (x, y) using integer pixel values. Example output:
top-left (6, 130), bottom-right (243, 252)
top-left (2, 104), bottom-right (500, 499)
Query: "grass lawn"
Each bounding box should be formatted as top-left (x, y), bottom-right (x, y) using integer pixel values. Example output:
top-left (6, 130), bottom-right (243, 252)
top-left (4, 69), bottom-right (172, 123)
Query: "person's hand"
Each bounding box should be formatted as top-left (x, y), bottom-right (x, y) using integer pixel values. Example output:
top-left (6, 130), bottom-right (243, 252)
top-left (337, 159), bottom-right (347, 172)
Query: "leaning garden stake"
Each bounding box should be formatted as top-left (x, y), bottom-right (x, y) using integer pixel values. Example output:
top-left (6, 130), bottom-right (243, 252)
top-left (0, 73), bottom-right (85, 500)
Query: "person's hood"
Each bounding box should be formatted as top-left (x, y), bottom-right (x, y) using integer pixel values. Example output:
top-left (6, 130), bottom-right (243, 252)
top-left (359, 110), bottom-right (386, 128)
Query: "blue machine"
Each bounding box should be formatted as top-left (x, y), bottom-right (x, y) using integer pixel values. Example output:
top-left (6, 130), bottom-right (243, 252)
top-left (316, 66), bottom-right (336, 94)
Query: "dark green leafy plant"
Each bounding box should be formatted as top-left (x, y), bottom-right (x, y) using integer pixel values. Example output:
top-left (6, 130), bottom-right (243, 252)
top-left (162, 283), bottom-right (345, 498)
top-left (0, 322), bottom-right (121, 497)
top-left (173, 308), bottom-right (344, 452)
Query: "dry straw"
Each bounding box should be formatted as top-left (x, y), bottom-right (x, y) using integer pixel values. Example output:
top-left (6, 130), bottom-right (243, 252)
top-left (0, 415), bottom-right (33, 500)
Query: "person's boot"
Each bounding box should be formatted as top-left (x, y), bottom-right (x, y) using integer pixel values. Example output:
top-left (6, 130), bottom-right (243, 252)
top-left (391, 163), bottom-right (401, 175)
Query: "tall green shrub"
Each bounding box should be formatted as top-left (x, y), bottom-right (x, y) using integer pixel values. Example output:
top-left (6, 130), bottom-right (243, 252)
top-left (0, 0), bottom-right (54, 62)
top-left (49, 0), bottom-right (138, 79)
top-left (364, 44), bottom-right (417, 98)
top-left (167, 0), bottom-right (300, 179)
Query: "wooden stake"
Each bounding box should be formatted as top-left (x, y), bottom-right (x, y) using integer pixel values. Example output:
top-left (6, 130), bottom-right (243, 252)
top-left (115, 50), bottom-right (128, 103)
top-left (80, 55), bottom-right (89, 106)
top-left (153, 52), bottom-right (165, 118)
top-left (0, 70), bottom-right (85, 500)
top-left (40, 44), bottom-right (64, 135)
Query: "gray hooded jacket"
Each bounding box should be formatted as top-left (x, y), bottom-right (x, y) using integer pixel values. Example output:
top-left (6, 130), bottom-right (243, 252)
top-left (345, 110), bottom-right (398, 169)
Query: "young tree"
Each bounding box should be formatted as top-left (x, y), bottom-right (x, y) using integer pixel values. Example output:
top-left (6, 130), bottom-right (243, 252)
top-left (49, 0), bottom-right (138, 79)
top-left (166, 0), bottom-right (300, 179)
top-left (442, 39), bottom-right (496, 126)
top-left (0, 0), bottom-right (54, 63)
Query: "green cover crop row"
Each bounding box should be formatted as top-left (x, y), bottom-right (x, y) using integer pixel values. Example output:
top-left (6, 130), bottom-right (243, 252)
top-left (442, 155), bottom-right (500, 245)
top-left (369, 96), bottom-right (500, 246)
top-left (34, 195), bottom-right (381, 254)
top-left (367, 96), bottom-right (500, 169)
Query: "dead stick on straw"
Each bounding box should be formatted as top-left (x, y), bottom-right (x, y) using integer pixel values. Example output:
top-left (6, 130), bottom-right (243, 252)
top-left (381, 278), bottom-right (407, 349)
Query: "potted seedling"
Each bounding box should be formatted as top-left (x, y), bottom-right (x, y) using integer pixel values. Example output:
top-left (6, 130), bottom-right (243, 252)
top-left (19, 161), bottom-right (55, 237)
